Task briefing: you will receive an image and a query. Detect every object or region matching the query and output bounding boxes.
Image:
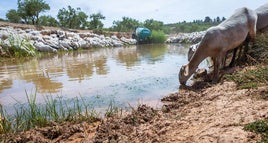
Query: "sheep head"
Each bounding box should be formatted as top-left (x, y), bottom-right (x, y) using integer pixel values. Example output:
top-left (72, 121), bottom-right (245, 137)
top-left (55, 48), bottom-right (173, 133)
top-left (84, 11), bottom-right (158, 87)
top-left (179, 65), bottom-right (191, 85)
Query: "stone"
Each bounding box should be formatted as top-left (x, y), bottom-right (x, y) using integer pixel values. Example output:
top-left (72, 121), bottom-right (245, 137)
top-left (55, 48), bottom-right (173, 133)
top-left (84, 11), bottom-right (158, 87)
top-left (34, 41), bottom-right (57, 52)
top-left (0, 25), bottom-right (136, 53)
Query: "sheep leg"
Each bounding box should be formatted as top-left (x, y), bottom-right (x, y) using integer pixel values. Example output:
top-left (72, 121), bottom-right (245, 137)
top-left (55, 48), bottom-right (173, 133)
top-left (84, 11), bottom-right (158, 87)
top-left (213, 52), bottom-right (227, 83)
top-left (212, 57), bottom-right (220, 83)
top-left (228, 47), bottom-right (238, 67)
top-left (241, 36), bottom-right (250, 61)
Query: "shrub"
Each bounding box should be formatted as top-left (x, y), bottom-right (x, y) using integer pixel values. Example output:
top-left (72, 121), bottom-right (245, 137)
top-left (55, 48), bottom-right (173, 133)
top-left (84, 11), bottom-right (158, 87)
top-left (1, 34), bottom-right (36, 57)
top-left (244, 120), bottom-right (268, 143)
top-left (150, 30), bottom-right (167, 44)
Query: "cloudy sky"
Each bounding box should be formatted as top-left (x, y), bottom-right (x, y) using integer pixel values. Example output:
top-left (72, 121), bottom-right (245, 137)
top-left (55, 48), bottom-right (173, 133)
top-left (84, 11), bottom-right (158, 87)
top-left (0, 0), bottom-right (267, 27)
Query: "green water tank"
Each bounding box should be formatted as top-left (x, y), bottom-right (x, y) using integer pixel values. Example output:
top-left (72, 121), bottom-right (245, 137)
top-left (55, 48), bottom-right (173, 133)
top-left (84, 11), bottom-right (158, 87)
top-left (132, 27), bottom-right (151, 44)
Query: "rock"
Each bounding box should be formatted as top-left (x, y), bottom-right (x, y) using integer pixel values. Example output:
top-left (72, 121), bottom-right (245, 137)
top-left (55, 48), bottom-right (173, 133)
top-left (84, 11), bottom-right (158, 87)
top-left (78, 39), bottom-right (90, 48)
top-left (167, 31), bottom-right (205, 44)
top-left (0, 31), bottom-right (10, 40)
top-left (60, 39), bottom-right (73, 50)
top-left (120, 37), bottom-right (136, 45)
top-left (40, 30), bottom-right (55, 35)
top-left (44, 39), bottom-right (59, 50)
top-left (34, 41), bottom-right (57, 52)
top-left (0, 24), bottom-right (136, 53)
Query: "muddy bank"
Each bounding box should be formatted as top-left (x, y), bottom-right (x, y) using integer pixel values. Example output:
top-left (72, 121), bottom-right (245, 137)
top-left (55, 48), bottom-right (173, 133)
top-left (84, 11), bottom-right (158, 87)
top-left (2, 72), bottom-right (267, 142)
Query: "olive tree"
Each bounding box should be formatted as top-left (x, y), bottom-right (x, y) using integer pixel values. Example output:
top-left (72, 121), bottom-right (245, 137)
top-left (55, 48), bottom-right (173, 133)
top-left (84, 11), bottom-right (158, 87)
top-left (143, 19), bottom-right (164, 31)
top-left (17, 0), bottom-right (50, 24)
top-left (39, 15), bottom-right (59, 27)
top-left (112, 17), bottom-right (141, 32)
top-left (6, 9), bottom-right (21, 23)
top-left (89, 12), bottom-right (105, 30)
top-left (57, 6), bottom-right (89, 29)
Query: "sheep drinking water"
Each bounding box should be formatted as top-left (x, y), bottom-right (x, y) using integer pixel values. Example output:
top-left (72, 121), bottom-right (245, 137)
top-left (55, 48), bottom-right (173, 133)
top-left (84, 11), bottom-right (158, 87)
top-left (179, 7), bottom-right (257, 85)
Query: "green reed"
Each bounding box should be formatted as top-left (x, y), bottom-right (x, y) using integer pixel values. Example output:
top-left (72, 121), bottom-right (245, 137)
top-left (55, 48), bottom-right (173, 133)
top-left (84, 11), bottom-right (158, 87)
top-left (0, 91), bottom-right (101, 134)
top-left (1, 34), bottom-right (36, 58)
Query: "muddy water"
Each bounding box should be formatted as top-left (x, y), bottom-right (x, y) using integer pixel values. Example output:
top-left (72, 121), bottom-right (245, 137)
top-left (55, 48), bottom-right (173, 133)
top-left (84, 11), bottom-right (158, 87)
top-left (0, 44), bottom-right (195, 110)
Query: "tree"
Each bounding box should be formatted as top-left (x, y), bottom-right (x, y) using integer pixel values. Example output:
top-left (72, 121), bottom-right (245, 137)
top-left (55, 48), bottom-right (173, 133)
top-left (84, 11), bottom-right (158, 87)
top-left (216, 16), bottom-right (221, 23)
top-left (39, 15), bottom-right (59, 27)
top-left (6, 9), bottom-right (21, 23)
top-left (112, 17), bottom-right (140, 32)
top-left (17, 0), bottom-right (50, 25)
top-left (143, 19), bottom-right (164, 31)
top-left (89, 12), bottom-right (105, 30)
top-left (57, 6), bottom-right (89, 29)
top-left (204, 16), bottom-right (212, 23)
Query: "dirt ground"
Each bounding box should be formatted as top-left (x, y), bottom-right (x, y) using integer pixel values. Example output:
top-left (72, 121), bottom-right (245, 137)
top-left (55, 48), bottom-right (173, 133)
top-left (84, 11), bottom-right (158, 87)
top-left (2, 65), bottom-right (267, 143)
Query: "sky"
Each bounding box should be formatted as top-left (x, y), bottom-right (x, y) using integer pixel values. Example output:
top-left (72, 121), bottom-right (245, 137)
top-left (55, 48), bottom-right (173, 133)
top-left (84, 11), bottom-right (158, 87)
top-left (0, 0), bottom-right (267, 28)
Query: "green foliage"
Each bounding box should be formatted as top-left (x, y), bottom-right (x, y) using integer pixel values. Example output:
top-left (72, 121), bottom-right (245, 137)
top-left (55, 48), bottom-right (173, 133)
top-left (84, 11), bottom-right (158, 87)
top-left (111, 17), bottom-right (141, 32)
top-left (224, 34), bottom-right (268, 90)
top-left (164, 16), bottom-right (226, 33)
top-left (0, 92), bottom-right (100, 134)
top-left (143, 19), bottom-right (164, 31)
top-left (6, 9), bottom-right (21, 23)
top-left (0, 105), bottom-right (12, 134)
top-left (224, 67), bottom-right (268, 89)
top-left (57, 6), bottom-right (89, 29)
top-left (105, 100), bottom-right (119, 117)
top-left (249, 35), bottom-right (268, 63)
top-left (17, 0), bottom-right (50, 25)
top-left (204, 16), bottom-right (212, 23)
top-left (165, 22), bottom-right (215, 33)
top-left (1, 34), bottom-right (36, 57)
top-left (244, 120), bottom-right (268, 143)
top-left (89, 12), bottom-right (105, 30)
top-left (150, 30), bottom-right (167, 44)
top-left (39, 15), bottom-right (59, 27)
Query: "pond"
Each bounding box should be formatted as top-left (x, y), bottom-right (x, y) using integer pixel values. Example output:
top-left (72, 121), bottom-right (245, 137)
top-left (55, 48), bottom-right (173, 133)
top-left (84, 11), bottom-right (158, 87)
top-left (0, 44), bottom-right (197, 111)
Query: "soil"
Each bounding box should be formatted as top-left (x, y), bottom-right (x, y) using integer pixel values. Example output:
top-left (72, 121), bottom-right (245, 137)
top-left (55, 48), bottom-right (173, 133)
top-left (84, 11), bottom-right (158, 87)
top-left (1, 21), bottom-right (268, 142)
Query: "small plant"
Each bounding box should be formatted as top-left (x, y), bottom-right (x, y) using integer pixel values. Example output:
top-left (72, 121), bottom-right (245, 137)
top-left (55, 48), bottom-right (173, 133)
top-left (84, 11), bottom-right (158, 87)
top-left (1, 34), bottom-right (36, 57)
top-left (244, 120), bottom-right (268, 143)
top-left (105, 100), bottom-right (119, 117)
top-left (0, 105), bottom-right (12, 134)
top-left (150, 30), bottom-right (167, 44)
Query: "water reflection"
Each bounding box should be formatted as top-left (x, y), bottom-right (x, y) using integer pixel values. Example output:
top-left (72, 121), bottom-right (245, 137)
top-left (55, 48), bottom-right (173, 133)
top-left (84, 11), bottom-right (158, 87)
top-left (117, 47), bottom-right (140, 67)
top-left (0, 44), bottom-right (190, 107)
top-left (137, 44), bottom-right (167, 63)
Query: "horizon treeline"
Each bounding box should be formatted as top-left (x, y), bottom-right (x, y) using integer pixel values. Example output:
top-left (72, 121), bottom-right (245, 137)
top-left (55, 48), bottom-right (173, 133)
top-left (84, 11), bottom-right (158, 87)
top-left (1, 0), bottom-right (225, 33)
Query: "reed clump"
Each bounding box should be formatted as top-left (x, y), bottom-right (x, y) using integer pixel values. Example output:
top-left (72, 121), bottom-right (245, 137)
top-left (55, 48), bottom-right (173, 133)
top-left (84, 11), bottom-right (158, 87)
top-left (0, 91), bottom-right (101, 134)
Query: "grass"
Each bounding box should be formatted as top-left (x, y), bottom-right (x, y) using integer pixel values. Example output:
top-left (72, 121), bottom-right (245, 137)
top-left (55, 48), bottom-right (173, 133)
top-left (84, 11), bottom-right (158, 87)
top-left (224, 67), bottom-right (268, 89)
top-left (0, 91), bottom-right (104, 135)
top-left (224, 34), bottom-right (268, 90)
top-left (105, 100), bottom-right (120, 118)
top-left (244, 120), bottom-right (268, 143)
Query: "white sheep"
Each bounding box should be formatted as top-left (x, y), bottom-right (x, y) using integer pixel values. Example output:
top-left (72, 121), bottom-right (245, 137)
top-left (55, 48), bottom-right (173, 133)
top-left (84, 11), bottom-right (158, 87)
top-left (179, 7), bottom-right (257, 85)
top-left (255, 3), bottom-right (268, 32)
